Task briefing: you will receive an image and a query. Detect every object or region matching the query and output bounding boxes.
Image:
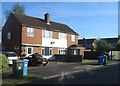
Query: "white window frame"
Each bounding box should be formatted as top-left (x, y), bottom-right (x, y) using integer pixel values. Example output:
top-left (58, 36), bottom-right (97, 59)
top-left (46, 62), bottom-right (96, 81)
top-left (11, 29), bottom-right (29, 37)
top-left (27, 27), bottom-right (34, 37)
top-left (42, 30), bottom-right (52, 38)
top-left (42, 47), bottom-right (45, 55)
top-left (7, 32), bottom-right (11, 40)
top-left (71, 35), bottom-right (75, 42)
top-left (49, 48), bottom-right (52, 55)
top-left (59, 32), bottom-right (67, 40)
top-left (58, 48), bottom-right (66, 55)
top-left (41, 47), bottom-right (52, 56)
top-left (26, 47), bottom-right (34, 57)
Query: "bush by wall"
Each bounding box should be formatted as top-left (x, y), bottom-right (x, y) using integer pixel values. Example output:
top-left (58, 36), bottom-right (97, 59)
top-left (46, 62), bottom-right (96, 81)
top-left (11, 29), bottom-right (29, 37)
top-left (0, 54), bottom-right (9, 71)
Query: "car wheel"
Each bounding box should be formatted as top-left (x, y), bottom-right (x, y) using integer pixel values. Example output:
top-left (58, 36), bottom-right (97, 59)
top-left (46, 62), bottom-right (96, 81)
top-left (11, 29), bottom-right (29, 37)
top-left (43, 64), bottom-right (46, 66)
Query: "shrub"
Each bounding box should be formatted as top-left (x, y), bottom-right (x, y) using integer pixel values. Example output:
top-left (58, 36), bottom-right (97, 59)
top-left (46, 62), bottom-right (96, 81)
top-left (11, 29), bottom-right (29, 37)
top-left (0, 54), bottom-right (9, 71)
top-left (96, 40), bottom-right (112, 54)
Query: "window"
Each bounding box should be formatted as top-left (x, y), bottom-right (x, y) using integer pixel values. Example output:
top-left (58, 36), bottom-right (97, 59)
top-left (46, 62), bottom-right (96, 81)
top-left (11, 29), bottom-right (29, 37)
top-left (42, 30), bottom-right (52, 38)
top-left (7, 32), bottom-right (11, 40)
top-left (28, 48), bottom-right (32, 54)
top-left (42, 47), bottom-right (52, 56)
top-left (27, 27), bottom-right (34, 36)
top-left (26, 47), bottom-right (33, 56)
top-left (59, 48), bottom-right (66, 55)
top-left (49, 48), bottom-right (52, 55)
top-left (71, 35), bottom-right (75, 42)
top-left (59, 33), bottom-right (67, 40)
top-left (42, 48), bottom-right (45, 55)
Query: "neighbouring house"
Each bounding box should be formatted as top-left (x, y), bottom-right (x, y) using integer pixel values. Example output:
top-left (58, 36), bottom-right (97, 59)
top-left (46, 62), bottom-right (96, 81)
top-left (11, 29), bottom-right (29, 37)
top-left (2, 12), bottom-right (78, 59)
top-left (78, 38), bottom-right (97, 51)
top-left (100, 37), bottom-right (119, 49)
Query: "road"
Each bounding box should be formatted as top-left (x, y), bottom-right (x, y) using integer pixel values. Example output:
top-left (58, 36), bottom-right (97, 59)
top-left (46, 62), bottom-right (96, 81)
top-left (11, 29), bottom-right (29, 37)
top-left (24, 61), bottom-right (120, 85)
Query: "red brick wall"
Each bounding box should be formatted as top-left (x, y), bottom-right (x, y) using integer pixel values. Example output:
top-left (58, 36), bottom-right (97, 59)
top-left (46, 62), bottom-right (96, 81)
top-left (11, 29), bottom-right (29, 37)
top-left (67, 34), bottom-right (78, 47)
top-left (53, 31), bottom-right (58, 39)
top-left (34, 47), bottom-right (42, 54)
top-left (2, 13), bottom-right (21, 55)
top-left (21, 26), bottom-right (42, 45)
top-left (53, 47), bottom-right (58, 55)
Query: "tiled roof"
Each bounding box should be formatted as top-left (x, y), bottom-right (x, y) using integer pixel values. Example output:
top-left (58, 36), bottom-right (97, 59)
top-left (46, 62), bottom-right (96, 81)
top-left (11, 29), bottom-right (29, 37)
top-left (101, 38), bottom-right (119, 44)
top-left (78, 38), bottom-right (96, 45)
top-left (12, 13), bottom-right (78, 35)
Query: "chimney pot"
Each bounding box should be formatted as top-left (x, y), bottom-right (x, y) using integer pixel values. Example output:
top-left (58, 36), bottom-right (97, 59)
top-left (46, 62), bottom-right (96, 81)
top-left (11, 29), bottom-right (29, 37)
top-left (44, 13), bottom-right (50, 25)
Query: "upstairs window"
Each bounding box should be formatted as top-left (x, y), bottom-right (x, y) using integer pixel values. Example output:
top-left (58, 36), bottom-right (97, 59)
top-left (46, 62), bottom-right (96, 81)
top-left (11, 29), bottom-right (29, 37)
top-left (42, 30), bottom-right (52, 38)
top-left (71, 35), bottom-right (75, 42)
top-left (7, 32), bottom-right (11, 40)
top-left (27, 27), bottom-right (34, 37)
top-left (59, 33), bottom-right (67, 40)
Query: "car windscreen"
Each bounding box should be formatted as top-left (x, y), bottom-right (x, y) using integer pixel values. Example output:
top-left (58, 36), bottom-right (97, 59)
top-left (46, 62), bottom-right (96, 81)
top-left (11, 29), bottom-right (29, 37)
top-left (35, 55), bottom-right (43, 58)
top-left (6, 53), bottom-right (17, 57)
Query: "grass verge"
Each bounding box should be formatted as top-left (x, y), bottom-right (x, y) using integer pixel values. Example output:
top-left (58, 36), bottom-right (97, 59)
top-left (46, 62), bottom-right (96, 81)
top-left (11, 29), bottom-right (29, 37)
top-left (82, 60), bottom-right (97, 63)
top-left (2, 73), bottom-right (45, 85)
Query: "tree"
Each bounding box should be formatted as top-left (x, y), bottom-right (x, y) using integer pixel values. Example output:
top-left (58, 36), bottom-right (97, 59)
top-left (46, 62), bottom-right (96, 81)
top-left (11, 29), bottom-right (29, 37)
top-left (96, 40), bottom-right (112, 54)
top-left (115, 44), bottom-right (120, 51)
top-left (5, 3), bottom-right (25, 19)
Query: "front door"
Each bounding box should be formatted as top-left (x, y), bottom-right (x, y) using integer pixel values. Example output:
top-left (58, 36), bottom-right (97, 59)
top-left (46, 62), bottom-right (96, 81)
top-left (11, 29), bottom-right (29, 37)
top-left (26, 47), bottom-right (33, 57)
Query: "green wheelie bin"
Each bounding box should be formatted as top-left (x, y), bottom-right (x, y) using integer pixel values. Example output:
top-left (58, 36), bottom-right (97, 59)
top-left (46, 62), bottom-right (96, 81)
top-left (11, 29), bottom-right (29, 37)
top-left (12, 60), bottom-right (24, 77)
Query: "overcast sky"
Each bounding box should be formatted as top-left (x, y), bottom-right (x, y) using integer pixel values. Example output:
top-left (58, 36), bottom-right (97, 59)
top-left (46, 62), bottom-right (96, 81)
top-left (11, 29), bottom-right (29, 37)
top-left (1, 2), bottom-right (119, 42)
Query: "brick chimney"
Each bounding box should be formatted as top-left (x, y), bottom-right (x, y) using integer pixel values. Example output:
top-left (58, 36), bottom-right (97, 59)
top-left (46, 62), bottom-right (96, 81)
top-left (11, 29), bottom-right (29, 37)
top-left (44, 13), bottom-right (50, 25)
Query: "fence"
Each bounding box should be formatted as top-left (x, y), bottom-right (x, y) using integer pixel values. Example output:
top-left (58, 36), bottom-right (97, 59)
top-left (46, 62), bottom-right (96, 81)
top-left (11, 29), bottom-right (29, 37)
top-left (84, 51), bottom-right (101, 60)
top-left (54, 54), bottom-right (83, 62)
top-left (112, 51), bottom-right (120, 60)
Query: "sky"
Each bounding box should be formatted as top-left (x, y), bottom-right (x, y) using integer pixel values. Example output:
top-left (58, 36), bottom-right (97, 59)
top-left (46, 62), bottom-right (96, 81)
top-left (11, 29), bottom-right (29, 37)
top-left (1, 2), bottom-right (119, 41)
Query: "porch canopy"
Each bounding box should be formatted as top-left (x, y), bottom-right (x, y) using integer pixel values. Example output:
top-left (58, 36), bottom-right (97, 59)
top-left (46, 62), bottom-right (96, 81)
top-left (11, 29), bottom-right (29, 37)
top-left (67, 44), bottom-right (85, 55)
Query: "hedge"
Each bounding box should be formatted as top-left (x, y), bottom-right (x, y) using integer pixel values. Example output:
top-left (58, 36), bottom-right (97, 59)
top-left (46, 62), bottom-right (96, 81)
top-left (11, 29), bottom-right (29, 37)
top-left (0, 54), bottom-right (9, 71)
top-left (55, 54), bottom-right (83, 62)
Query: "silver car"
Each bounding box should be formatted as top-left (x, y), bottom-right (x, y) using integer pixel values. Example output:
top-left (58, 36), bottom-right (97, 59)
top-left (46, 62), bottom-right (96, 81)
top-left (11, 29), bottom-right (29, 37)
top-left (3, 52), bottom-right (19, 66)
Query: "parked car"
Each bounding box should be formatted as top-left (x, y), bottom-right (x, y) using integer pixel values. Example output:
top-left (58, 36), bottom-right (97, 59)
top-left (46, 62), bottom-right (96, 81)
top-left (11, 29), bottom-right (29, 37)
top-left (48, 55), bottom-right (56, 61)
top-left (3, 52), bottom-right (19, 66)
top-left (26, 53), bottom-right (48, 66)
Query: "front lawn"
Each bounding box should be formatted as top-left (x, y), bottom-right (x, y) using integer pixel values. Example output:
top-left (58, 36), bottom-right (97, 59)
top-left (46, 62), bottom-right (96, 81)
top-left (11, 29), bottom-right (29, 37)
top-left (82, 60), bottom-right (97, 63)
top-left (2, 74), bottom-right (44, 85)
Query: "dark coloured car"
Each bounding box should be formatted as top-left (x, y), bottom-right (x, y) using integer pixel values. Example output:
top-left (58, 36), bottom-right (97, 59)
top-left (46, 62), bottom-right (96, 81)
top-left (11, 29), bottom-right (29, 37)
top-left (26, 53), bottom-right (48, 66)
top-left (48, 55), bottom-right (56, 61)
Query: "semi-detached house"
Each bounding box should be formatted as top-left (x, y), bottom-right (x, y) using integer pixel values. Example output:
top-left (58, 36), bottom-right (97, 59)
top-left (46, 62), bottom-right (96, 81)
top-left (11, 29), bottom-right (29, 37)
top-left (2, 12), bottom-right (78, 59)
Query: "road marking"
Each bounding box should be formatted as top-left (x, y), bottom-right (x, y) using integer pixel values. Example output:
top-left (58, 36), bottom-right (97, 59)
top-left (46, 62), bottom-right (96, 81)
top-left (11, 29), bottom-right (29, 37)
top-left (43, 74), bottom-right (60, 80)
top-left (43, 69), bottom-right (90, 80)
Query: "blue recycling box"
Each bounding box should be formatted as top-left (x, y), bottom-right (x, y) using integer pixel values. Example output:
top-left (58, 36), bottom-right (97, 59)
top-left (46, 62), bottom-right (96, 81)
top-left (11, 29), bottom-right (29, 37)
top-left (98, 56), bottom-right (105, 65)
top-left (23, 59), bottom-right (29, 76)
top-left (109, 55), bottom-right (115, 61)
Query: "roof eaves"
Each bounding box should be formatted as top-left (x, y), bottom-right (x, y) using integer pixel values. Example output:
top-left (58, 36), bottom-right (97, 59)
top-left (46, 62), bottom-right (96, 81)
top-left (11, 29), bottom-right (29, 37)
top-left (21, 24), bottom-right (78, 35)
